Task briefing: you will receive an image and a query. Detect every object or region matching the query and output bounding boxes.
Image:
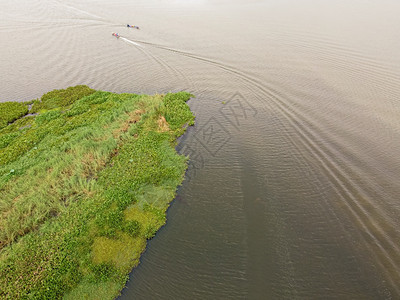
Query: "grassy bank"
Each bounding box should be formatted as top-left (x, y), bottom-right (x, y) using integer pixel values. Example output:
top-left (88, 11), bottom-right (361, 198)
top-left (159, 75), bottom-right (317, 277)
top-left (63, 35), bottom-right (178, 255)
top-left (0, 86), bottom-right (195, 299)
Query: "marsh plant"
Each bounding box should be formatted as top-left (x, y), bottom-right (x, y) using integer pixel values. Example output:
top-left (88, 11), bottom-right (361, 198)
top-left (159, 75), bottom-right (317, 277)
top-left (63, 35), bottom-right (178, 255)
top-left (0, 86), bottom-right (195, 299)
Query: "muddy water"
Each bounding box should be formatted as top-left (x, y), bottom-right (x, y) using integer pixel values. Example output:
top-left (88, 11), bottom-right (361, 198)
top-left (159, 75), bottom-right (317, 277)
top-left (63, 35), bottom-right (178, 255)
top-left (1, 0), bottom-right (400, 298)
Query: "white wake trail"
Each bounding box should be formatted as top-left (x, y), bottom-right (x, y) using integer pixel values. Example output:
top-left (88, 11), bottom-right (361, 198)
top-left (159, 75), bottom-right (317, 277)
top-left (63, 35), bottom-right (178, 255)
top-left (120, 37), bottom-right (143, 48)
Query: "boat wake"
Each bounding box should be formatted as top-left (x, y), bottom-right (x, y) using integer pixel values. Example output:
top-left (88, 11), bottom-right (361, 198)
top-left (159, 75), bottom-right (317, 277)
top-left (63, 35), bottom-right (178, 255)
top-left (120, 37), bottom-right (143, 48)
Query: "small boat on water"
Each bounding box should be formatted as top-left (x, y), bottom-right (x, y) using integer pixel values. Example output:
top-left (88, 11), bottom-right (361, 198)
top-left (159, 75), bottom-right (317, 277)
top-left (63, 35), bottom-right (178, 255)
top-left (112, 32), bottom-right (120, 38)
top-left (127, 24), bottom-right (140, 29)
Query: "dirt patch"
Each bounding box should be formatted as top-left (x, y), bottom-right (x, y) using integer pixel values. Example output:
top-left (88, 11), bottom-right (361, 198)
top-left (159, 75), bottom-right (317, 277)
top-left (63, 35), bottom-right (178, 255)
top-left (157, 115), bottom-right (169, 132)
top-left (81, 153), bottom-right (106, 180)
top-left (113, 109), bottom-right (144, 138)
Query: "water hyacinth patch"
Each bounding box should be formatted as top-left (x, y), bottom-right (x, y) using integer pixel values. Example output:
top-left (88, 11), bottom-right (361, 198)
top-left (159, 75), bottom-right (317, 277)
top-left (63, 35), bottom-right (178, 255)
top-left (0, 86), bottom-right (195, 299)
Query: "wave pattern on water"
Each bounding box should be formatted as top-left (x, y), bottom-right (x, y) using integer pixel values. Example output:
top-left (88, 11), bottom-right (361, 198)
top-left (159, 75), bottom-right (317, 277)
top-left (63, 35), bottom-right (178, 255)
top-left (1, 0), bottom-right (400, 298)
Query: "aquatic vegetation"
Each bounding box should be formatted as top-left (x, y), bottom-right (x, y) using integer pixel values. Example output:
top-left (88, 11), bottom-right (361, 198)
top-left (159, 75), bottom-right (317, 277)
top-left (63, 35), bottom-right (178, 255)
top-left (30, 85), bottom-right (96, 113)
top-left (0, 86), bottom-right (194, 299)
top-left (0, 101), bottom-right (29, 129)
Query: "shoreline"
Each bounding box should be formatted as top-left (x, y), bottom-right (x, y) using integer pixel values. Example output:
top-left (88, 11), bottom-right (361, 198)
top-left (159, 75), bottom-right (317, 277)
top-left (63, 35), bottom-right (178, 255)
top-left (0, 86), bottom-right (195, 299)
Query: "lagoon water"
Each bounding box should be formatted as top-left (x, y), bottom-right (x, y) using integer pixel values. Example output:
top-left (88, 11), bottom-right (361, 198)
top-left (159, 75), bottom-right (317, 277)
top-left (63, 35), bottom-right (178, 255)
top-left (1, 0), bottom-right (400, 298)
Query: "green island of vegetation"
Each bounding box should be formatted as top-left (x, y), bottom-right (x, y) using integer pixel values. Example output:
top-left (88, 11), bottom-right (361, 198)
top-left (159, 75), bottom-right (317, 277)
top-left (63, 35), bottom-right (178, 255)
top-left (0, 85), bottom-right (195, 299)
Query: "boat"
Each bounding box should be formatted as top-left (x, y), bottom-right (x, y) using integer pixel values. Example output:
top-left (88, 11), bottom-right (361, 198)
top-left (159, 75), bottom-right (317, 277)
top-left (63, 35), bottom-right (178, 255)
top-left (112, 32), bottom-right (120, 38)
top-left (127, 24), bottom-right (140, 29)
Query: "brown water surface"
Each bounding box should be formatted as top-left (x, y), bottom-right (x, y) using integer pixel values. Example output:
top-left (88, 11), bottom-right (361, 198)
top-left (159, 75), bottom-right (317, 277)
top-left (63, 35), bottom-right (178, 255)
top-left (1, 0), bottom-right (400, 298)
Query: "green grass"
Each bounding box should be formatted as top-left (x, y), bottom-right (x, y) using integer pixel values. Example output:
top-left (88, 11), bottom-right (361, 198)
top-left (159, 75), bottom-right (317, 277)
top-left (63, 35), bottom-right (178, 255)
top-left (0, 86), bottom-right (195, 299)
